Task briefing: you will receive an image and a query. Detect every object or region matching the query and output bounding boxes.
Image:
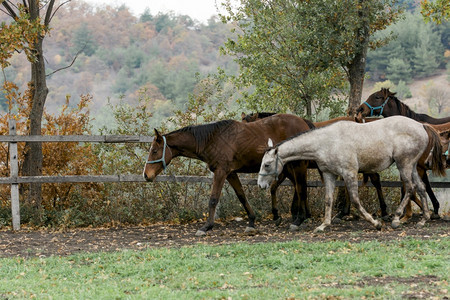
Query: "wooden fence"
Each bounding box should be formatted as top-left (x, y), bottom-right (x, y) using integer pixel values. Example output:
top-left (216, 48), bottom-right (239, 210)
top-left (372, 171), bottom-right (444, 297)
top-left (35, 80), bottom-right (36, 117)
top-left (2, 120), bottom-right (449, 230)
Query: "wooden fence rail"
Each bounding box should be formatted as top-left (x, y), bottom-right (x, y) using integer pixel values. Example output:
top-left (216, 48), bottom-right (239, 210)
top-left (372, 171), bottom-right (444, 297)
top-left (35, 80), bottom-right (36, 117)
top-left (2, 120), bottom-right (449, 230)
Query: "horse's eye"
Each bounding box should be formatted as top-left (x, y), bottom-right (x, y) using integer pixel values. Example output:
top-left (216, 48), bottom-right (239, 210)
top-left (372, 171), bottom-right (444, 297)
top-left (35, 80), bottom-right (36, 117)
top-left (152, 149), bottom-right (158, 154)
top-left (264, 163), bottom-right (271, 169)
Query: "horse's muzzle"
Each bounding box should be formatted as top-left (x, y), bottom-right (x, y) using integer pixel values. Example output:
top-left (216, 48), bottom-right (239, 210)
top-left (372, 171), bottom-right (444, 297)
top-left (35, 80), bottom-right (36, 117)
top-left (355, 112), bottom-right (364, 123)
top-left (143, 172), bottom-right (155, 182)
top-left (257, 178), bottom-right (270, 189)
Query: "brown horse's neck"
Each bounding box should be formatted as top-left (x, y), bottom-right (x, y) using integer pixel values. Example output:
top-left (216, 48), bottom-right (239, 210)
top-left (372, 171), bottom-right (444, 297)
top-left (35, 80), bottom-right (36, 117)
top-left (165, 131), bottom-right (201, 160)
top-left (385, 98), bottom-right (450, 124)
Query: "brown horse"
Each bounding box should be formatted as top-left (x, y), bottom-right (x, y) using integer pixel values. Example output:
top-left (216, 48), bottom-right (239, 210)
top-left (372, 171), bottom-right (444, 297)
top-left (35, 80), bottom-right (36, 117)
top-left (431, 122), bottom-right (450, 163)
top-left (401, 122), bottom-right (450, 221)
top-left (143, 114), bottom-right (314, 236)
top-left (356, 88), bottom-right (450, 124)
top-left (241, 113), bottom-right (389, 222)
top-left (356, 88), bottom-right (449, 219)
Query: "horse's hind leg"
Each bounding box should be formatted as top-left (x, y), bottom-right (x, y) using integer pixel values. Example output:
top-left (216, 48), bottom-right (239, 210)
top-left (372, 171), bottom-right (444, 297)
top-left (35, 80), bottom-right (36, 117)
top-left (421, 170), bottom-right (440, 219)
top-left (314, 172), bottom-right (337, 233)
top-left (412, 169), bottom-right (430, 226)
top-left (226, 172), bottom-right (257, 233)
top-left (369, 173), bottom-right (388, 218)
top-left (392, 166), bottom-right (423, 228)
top-left (343, 172), bottom-right (382, 230)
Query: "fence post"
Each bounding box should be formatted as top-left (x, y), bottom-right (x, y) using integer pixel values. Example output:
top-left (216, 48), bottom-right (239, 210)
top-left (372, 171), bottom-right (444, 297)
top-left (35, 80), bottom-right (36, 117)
top-left (9, 119), bottom-right (20, 230)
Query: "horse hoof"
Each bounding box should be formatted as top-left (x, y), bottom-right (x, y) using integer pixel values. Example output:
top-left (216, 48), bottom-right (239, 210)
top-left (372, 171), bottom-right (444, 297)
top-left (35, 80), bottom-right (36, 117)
top-left (375, 221), bottom-right (382, 230)
top-left (399, 217), bottom-right (410, 224)
top-left (244, 227), bottom-right (257, 234)
top-left (313, 226), bottom-right (325, 233)
top-left (391, 220), bottom-right (401, 229)
top-left (430, 213), bottom-right (440, 220)
top-left (416, 220), bottom-right (427, 227)
top-left (289, 224), bottom-right (299, 231)
top-left (195, 230), bottom-right (207, 237)
top-left (331, 217), bottom-right (342, 224)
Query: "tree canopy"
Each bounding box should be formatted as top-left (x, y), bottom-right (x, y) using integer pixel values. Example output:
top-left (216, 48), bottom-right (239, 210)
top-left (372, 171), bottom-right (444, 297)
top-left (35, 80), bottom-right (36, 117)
top-left (220, 0), bottom-right (401, 118)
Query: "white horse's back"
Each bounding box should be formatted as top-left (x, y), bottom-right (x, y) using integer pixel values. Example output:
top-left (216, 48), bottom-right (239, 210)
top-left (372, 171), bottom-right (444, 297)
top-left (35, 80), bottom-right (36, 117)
top-left (312, 116), bottom-right (428, 173)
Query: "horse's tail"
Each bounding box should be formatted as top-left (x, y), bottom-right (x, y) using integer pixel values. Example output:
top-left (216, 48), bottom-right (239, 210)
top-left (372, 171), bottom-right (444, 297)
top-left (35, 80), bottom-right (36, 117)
top-left (423, 124), bottom-right (446, 177)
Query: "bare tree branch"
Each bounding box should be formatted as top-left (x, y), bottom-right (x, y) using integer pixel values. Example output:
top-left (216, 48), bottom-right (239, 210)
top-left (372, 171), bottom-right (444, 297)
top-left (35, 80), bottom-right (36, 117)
top-left (1, 0), bottom-right (18, 19)
top-left (46, 45), bottom-right (85, 77)
top-left (49, 0), bottom-right (71, 24)
top-left (44, 0), bottom-right (55, 26)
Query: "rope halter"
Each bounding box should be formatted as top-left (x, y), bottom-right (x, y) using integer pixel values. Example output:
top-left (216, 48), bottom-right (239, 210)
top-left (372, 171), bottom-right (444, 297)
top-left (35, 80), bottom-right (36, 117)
top-left (258, 151), bottom-right (283, 178)
top-left (362, 96), bottom-right (390, 117)
top-left (145, 136), bottom-right (169, 170)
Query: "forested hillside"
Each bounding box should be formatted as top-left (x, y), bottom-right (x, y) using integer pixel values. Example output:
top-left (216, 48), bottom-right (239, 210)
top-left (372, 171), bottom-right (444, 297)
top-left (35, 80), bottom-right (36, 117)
top-left (0, 1), bottom-right (237, 126)
top-left (1, 1), bottom-right (448, 127)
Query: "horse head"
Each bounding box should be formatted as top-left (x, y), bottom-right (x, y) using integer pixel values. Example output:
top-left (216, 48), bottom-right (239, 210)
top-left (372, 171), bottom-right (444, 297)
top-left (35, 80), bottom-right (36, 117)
top-left (257, 139), bottom-right (283, 189)
top-left (356, 88), bottom-right (396, 121)
top-left (143, 128), bottom-right (173, 182)
top-left (241, 112), bottom-right (258, 123)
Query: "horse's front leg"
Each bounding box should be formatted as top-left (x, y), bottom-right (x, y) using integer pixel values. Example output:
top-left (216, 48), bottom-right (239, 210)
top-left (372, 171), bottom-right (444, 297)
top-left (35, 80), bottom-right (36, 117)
top-left (271, 172), bottom-right (286, 225)
top-left (314, 172), bottom-right (336, 233)
top-left (196, 169), bottom-right (227, 236)
top-left (226, 172), bottom-right (257, 233)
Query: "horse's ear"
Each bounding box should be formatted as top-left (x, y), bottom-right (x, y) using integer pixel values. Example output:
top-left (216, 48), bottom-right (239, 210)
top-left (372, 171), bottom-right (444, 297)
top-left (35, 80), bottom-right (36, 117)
top-left (154, 128), bottom-right (163, 141)
top-left (268, 138), bottom-right (274, 148)
top-left (241, 112), bottom-right (246, 119)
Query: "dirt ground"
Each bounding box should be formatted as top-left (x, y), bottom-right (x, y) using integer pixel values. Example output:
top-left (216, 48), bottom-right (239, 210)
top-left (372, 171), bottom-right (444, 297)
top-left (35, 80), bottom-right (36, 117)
top-left (0, 214), bottom-right (448, 258)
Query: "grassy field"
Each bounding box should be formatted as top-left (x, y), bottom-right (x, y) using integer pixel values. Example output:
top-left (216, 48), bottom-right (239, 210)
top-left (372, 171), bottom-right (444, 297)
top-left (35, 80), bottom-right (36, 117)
top-left (0, 238), bottom-right (448, 299)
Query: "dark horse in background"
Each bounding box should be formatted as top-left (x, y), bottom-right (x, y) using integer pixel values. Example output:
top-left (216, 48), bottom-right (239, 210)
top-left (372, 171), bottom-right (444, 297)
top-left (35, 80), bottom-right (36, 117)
top-left (356, 88), bottom-right (450, 220)
top-left (356, 88), bottom-right (450, 124)
top-left (143, 114), bottom-right (314, 236)
top-left (242, 112), bottom-right (389, 223)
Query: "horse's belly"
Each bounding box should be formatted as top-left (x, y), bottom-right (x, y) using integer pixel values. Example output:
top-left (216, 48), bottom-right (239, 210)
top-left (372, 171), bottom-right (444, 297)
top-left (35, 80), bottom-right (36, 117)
top-left (358, 157), bottom-right (393, 173)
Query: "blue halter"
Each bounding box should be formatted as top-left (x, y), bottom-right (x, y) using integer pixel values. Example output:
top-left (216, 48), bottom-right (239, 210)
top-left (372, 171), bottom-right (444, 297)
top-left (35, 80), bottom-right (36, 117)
top-left (362, 96), bottom-right (390, 117)
top-left (259, 152), bottom-right (283, 177)
top-left (146, 136), bottom-right (168, 170)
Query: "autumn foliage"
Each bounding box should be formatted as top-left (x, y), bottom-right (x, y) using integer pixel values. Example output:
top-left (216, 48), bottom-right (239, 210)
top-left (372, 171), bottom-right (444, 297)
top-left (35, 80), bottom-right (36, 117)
top-left (0, 82), bottom-right (103, 225)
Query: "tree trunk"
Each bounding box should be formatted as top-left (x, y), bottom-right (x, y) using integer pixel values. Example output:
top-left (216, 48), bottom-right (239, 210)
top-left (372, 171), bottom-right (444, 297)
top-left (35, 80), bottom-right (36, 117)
top-left (347, 49), bottom-right (367, 116)
top-left (21, 2), bottom-right (48, 214)
top-left (346, 1), bottom-right (370, 117)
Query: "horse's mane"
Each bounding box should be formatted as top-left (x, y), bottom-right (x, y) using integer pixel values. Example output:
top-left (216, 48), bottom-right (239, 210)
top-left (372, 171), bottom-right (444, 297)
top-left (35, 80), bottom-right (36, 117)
top-left (172, 120), bottom-right (235, 153)
top-left (256, 112), bottom-right (277, 118)
top-left (382, 88), bottom-right (431, 121)
top-left (390, 95), bottom-right (422, 120)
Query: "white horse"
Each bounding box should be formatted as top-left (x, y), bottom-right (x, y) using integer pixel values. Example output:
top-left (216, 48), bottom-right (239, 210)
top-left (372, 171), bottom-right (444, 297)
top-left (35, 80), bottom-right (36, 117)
top-left (257, 116), bottom-right (445, 232)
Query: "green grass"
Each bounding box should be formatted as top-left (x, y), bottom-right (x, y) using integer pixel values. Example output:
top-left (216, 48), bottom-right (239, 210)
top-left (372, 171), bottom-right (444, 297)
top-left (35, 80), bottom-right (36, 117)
top-left (0, 238), bottom-right (448, 299)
